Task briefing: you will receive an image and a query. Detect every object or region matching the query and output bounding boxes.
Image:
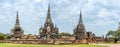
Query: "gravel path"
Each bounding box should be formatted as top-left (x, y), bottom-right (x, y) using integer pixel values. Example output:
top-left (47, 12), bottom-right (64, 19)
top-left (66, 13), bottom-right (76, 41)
top-left (110, 44), bottom-right (120, 47)
top-left (91, 44), bottom-right (120, 47)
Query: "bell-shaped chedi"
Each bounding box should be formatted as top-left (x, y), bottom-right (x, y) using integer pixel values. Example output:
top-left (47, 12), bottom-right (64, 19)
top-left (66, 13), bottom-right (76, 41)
top-left (39, 4), bottom-right (59, 40)
top-left (10, 11), bottom-right (24, 39)
top-left (73, 10), bottom-right (86, 40)
top-left (73, 10), bottom-right (88, 44)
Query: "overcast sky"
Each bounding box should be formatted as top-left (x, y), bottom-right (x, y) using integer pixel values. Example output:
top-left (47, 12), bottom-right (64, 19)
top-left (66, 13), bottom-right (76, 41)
top-left (0, 0), bottom-right (120, 36)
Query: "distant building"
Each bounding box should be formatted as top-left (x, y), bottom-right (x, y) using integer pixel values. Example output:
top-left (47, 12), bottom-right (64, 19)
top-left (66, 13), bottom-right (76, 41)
top-left (73, 10), bottom-right (100, 44)
top-left (10, 12), bottom-right (24, 39)
top-left (39, 5), bottom-right (59, 40)
top-left (86, 32), bottom-right (96, 43)
top-left (8, 5), bottom-right (101, 44)
top-left (73, 10), bottom-right (88, 43)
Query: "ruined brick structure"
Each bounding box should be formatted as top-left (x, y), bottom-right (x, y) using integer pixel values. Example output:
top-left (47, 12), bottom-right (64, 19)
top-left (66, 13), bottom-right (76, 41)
top-left (8, 5), bottom-right (101, 44)
top-left (86, 32), bottom-right (96, 43)
top-left (10, 12), bottom-right (24, 39)
top-left (73, 10), bottom-right (87, 43)
top-left (39, 5), bottom-right (59, 40)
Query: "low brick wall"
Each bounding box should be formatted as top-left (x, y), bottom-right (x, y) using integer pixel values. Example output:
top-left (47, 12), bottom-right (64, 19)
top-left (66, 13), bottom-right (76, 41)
top-left (0, 39), bottom-right (98, 44)
top-left (9, 39), bottom-right (75, 44)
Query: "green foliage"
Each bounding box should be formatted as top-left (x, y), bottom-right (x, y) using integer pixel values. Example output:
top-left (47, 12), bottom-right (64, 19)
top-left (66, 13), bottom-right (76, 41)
top-left (107, 30), bottom-right (120, 38)
top-left (107, 30), bottom-right (120, 43)
top-left (5, 33), bottom-right (11, 39)
top-left (116, 30), bottom-right (120, 38)
top-left (114, 38), bottom-right (119, 43)
top-left (0, 33), bottom-right (11, 40)
top-left (107, 30), bottom-right (116, 36)
top-left (0, 33), bottom-right (5, 40)
top-left (59, 32), bottom-right (72, 36)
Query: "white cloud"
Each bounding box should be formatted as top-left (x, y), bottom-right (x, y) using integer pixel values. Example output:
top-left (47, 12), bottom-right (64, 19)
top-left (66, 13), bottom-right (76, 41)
top-left (110, 10), bottom-right (120, 21)
top-left (2, 2), bottom-right (12, 9)
top-left (53, 0), bottom-right (70, 4)
top-left (0, 0), bottom-right (120, 36)
top-left (34, 0), bottom-right (42, 3)
top-left (98, 8), bottom-right (110, 18)
top-left (83, 0), bottom-right (96, 12)
top-left (98, 0), bottom-right (109, 6)
top-left (109, 0), bottom-right (120, 8)
top-left (20, 0), bottom-right (29, 3)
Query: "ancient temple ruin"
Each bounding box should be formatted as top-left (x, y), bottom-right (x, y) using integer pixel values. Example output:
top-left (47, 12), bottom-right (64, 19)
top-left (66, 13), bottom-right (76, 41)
top-left (39, 5), bottom-right (59, 40)
top-left (10, 12), bottom-right (24, 39)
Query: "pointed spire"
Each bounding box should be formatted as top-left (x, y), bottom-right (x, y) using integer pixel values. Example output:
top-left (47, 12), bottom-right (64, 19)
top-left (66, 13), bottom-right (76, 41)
top-left (119, 22), bottom-right (120, 26)
top-left (15, 11), bottom-right (20, 25)
top-left (93, 33), bottom-right (96, 37)
top-left (45, 4), bottom-right (52, 23)
top-left (41, 26), bottom-right (43, 28)
top-left (118, 22), bottom-right (120, 30)
top-left (79, 10), bottom-right (83, 24)
top-left (47, 4), bottom-right (51, 19)
top-left (55, 25), bottom-right (57, 28)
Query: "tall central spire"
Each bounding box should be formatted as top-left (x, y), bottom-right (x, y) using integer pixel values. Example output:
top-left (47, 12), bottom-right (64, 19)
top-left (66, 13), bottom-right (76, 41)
top-left (118, 22), bottom-right (120, 30)
top-left (11, 11), bottom-right (24, 39)
top-left (15, 11), bottom-right (20, 25)
top-left (79, 10), bottom-right (83, 24)
top-left (45, 4), bottom-right (52, 23)
top-left (47, 4), bottom-right (51, 19)
top-left (40, 4), bottom-right (59, 39)
top-left (74, 9), bottom-right (86, 40)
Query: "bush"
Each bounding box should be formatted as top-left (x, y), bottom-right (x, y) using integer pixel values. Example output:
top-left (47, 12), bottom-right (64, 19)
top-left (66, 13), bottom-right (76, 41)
top-left (0, 34), bottom-right (5, 40)
top-left (59, 32), bottom-right (72, 36)
top-left (114, 38), bottom-right (119, 43)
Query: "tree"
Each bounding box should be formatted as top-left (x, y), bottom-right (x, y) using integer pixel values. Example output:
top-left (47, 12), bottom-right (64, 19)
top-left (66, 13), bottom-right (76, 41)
top-left (116, 30), bottom-right (120, 38)
top-left (107, 30), bottom-right (120, 43)
top-left (5, 33), bottom-right (11, 39)
top-left (59, 32), bottom-right (72, 36)
top-left (0, 33), bottom-right (5, 40)
top-left (107, 30), bottom-right (115, 36)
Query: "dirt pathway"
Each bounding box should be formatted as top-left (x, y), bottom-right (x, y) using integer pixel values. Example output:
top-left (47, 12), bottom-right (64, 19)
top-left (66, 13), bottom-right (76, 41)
top-left (92, 44), bottom-right (120, 47)
top-left (110, 44), bottom-right (120, 47)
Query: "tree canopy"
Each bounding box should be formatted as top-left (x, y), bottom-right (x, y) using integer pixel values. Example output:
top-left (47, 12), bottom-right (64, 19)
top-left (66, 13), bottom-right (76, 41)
top-left (59, 32), bottom-right (72, 36)
top-left (0, 33), bottom-right (5, 40)
top-left (107, 30), bottom-right (120, 43)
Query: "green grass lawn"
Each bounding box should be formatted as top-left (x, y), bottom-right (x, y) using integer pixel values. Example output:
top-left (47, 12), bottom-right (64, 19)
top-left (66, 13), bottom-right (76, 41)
top-left (0, 43), bottom-right (108, 47)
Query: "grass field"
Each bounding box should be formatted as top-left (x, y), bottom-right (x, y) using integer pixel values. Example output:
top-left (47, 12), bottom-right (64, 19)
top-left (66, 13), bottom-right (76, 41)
top-left (0, 43), bottom-right (108, 47)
